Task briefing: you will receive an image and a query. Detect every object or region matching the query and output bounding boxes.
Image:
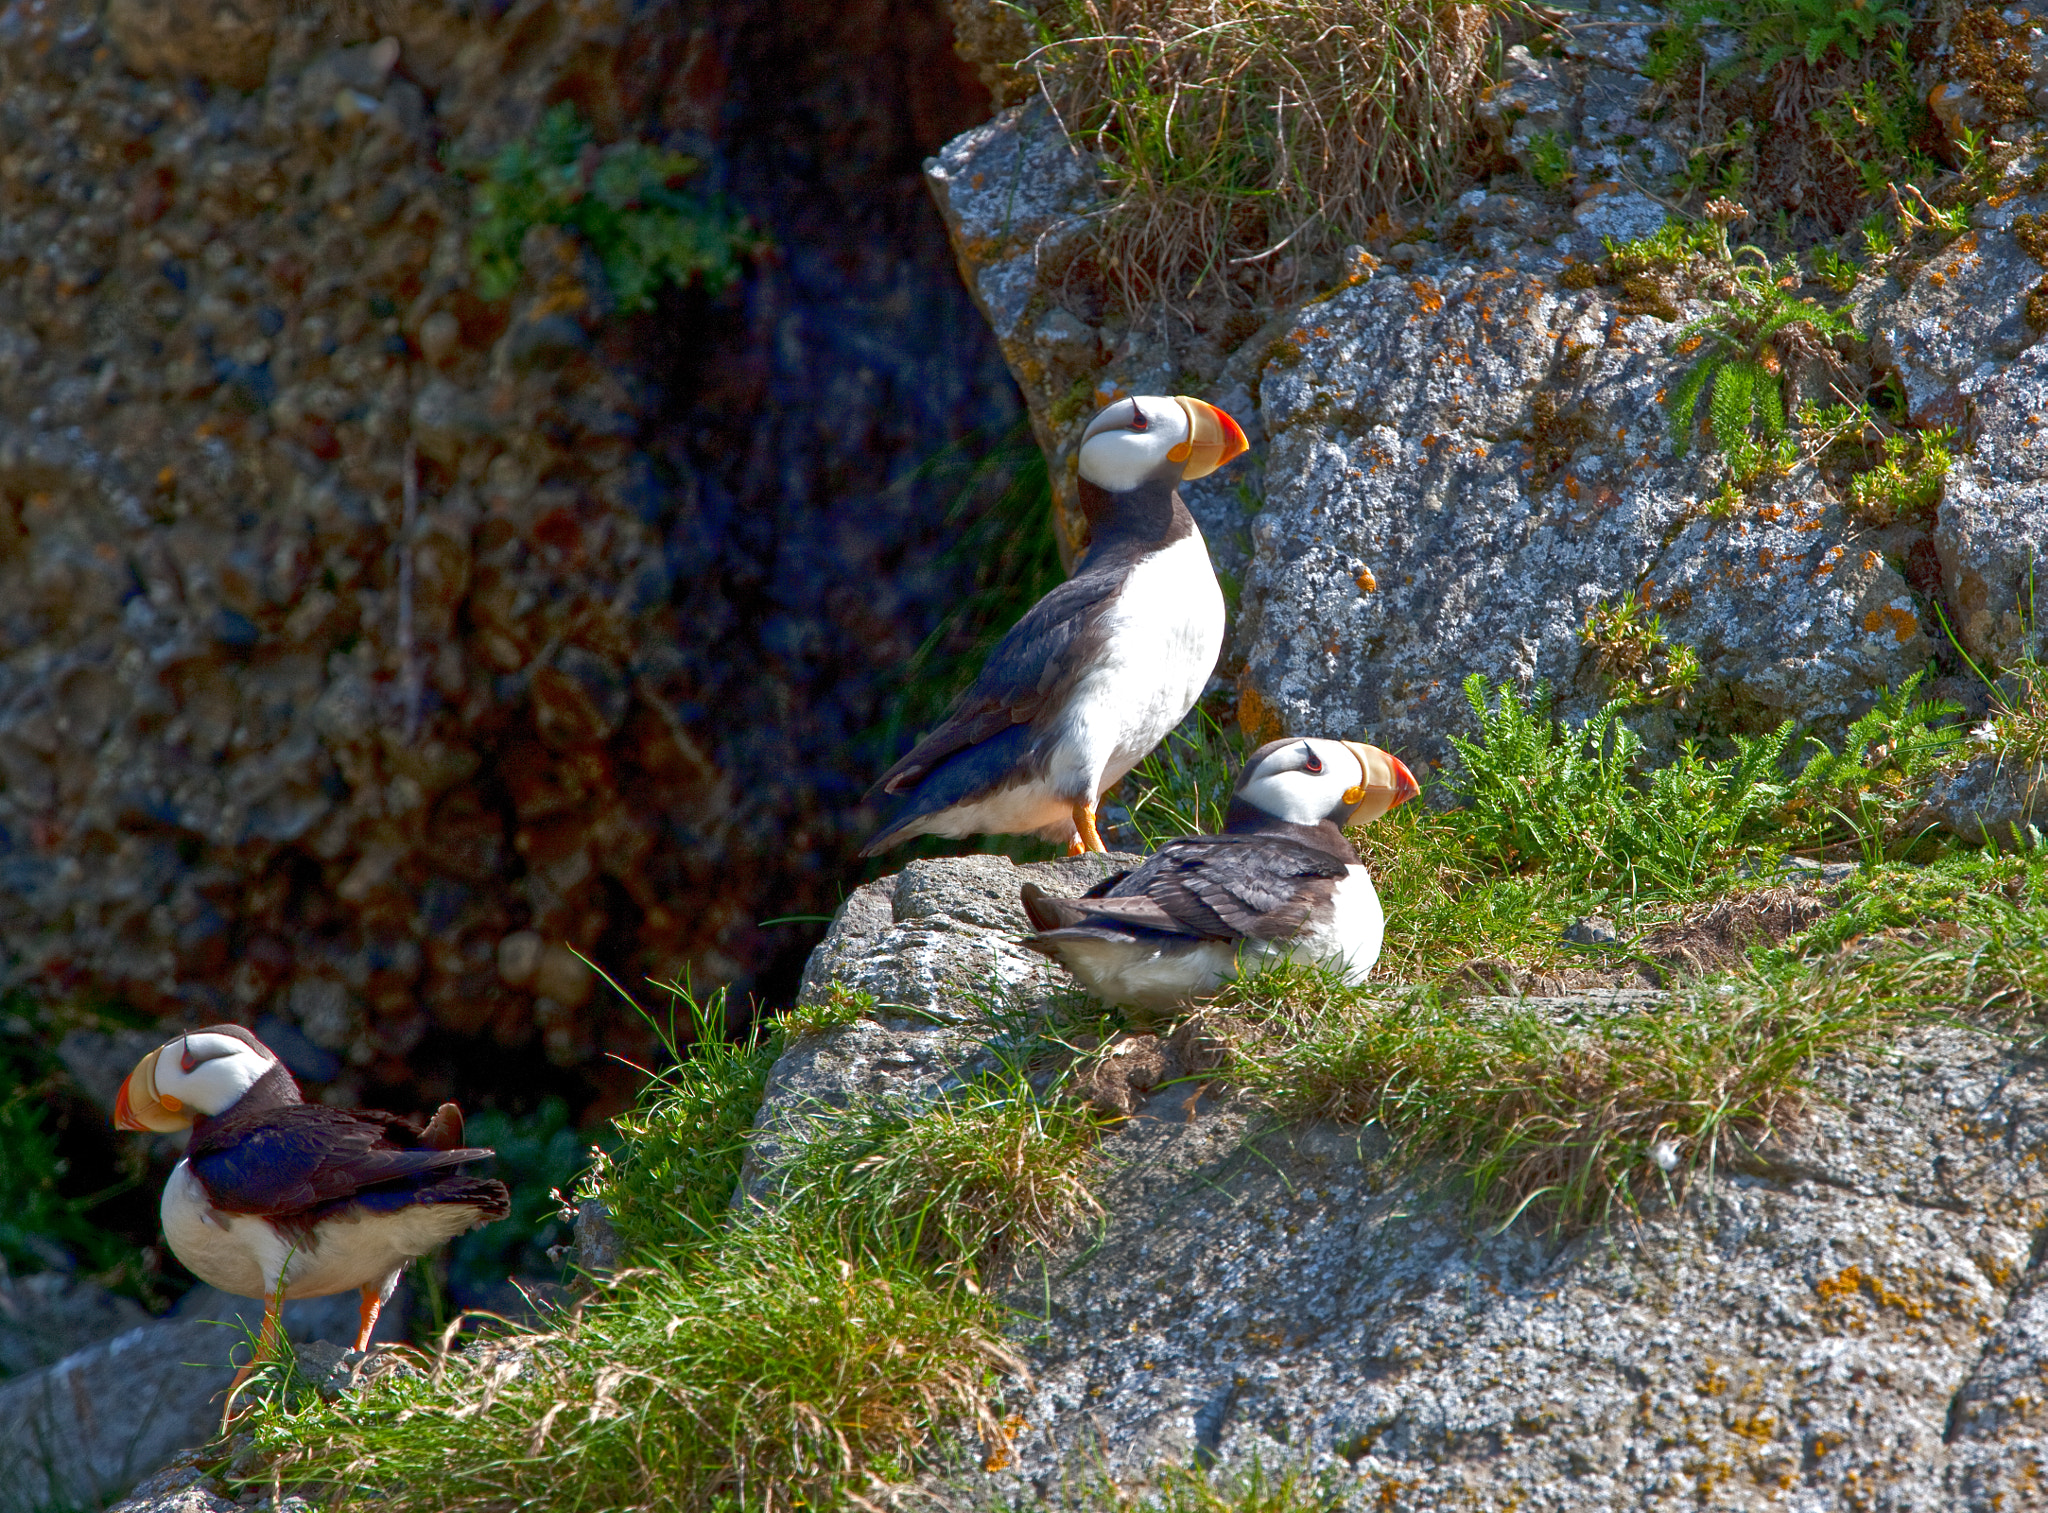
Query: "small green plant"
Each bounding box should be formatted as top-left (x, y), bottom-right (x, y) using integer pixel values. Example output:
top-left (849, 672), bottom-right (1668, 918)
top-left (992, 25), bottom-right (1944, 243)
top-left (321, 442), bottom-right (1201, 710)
top-left (1444, 676), bottom-right (1795, 889)
top-left (1218, 961), bottom-right (1899, 1232)
top-left (1525, 130), bottom-right (1573, 190)
top-left (778, 983), bottom-right (874, 1041)
top-left (770, 1071), bottom-right (1103, 1282)
top-left (1788, 669), bottom-right (1963, 859)
top-left (1580, 592), bottom-right (1702, 706)
top-left (1689, 0), bottom-right (1911, 72)
top-left (1845, 425), bottom-right (1953, 526)
top-left (1810, 244), bottom-right (1861, 294)
top-left (1860, 214), bottom-right (1898, 261)
top-left (1665, 250), bottom-right (1858, 461)
top-left (469, 103), bottom-right (758, 311)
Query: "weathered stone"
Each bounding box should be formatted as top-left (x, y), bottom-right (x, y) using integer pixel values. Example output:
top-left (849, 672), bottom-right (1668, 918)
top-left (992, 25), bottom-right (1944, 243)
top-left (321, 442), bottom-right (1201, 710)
top-left (1865, 189), bottom-right (2048, 427)
top-left (795, 852), bottom-right (1134, 1016)
top-left (103, 0), bottom-right (280, 91)
top-left (0, 1271), bottom-right (151, 1380)
top-left (0, 1281), bottom-right (405, 1511)
top-left (1921, 751), bottom-right (2048, 845)
top-left (1237, 263), bottom-right (1930, 771)
top-left (777, 859), bottom-right (2048, 1510)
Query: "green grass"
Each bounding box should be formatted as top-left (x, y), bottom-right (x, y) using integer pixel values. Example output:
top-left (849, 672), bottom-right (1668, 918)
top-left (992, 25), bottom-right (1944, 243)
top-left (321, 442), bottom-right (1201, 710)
top-left (1029, 0), bottom-right (1496, 308)
top-left (1215, 961), bottom-right (1904, 1232)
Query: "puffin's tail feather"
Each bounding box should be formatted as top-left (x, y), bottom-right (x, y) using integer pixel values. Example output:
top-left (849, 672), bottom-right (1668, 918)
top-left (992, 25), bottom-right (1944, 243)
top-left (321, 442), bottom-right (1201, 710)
top-left (861, 723), bottom-right (1040, 856)
top-left (419, 1102), bottom-right (465, 1151)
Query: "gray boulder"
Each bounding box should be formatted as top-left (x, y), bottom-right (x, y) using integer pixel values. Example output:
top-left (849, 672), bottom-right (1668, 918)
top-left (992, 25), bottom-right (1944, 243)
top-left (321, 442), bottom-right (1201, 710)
top-left (0, 1281), bottom-right (408, 1511)
top-left (1239, 262), bottom-right (1930, 771)
top-left (776, 856), bottom-right (2048, 1509)
top-left (1920, 751), bottom-right (2048, 845)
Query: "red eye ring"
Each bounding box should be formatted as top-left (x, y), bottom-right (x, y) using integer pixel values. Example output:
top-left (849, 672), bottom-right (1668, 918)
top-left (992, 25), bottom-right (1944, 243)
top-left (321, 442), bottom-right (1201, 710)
top-left (1302, 747), bottom-right (1324, 775)
top-left (1127, 400), bottom-right (1148, 432)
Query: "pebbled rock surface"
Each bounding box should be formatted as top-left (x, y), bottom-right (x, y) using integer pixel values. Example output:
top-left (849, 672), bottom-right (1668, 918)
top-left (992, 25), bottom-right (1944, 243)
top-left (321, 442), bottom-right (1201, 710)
top-left (1238, 262), bottom-right (1931, 772)
top-left (780, 858), bottom-right (2048, 1510)
top-left (0, 1280), bottom-right (406, 1511)
top-left (0, 0), bottom-right (1020, 1115)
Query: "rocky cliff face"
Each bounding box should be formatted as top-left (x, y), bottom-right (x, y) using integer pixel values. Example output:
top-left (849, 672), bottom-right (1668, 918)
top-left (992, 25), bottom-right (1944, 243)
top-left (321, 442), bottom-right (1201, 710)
top-left (0, 0), bottom-right (1014, 1112)
top-left (771, 854), bottom-right (2048, 1510)
top-left (925, 3), bottom-right (2048, 772)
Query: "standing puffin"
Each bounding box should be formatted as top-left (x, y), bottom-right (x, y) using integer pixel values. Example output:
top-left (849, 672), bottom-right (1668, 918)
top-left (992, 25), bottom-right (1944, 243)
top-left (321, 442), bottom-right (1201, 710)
top-left (1019, 736), bottom-right (1420, 1009)
top-left (863, 393), bottom-right (1248, 856)
top-left (114, 1025), bottom-right (508, 1415)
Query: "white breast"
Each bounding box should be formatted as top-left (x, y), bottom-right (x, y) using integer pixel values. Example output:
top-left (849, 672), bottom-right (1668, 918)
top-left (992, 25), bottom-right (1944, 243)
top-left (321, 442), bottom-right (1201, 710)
top-left (1265, 865), bottom-right (1385, 983)
top-left (1046, 529), bottom-right (1225, 800)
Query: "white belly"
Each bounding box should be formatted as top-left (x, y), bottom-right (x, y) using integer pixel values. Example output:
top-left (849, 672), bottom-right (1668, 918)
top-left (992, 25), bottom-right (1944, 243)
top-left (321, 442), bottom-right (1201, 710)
top-left (161, 1159), bottom-right (486, 1301)
top-left (1045, 866), bottom-right (1385, 1009)
top-left (1263, 865), bottom-right (1385, 983)
top-left (1046, 529), bottom-right (1225, 800)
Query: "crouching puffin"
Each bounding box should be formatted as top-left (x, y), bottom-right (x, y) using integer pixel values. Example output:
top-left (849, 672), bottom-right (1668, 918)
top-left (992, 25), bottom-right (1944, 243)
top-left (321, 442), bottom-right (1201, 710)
top-left (863, 393), bottom-right (1248, 856)
top-left (1019, 736), bottom-right (1420, 1009)
top-left (114, 1025), bottom-right (509, 1417)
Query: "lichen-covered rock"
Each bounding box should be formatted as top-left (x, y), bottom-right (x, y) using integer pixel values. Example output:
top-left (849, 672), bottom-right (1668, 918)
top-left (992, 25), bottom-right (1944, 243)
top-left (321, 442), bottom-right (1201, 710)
top-left (782, 859), bottom-right (2048, 1511)
top-left (967, 1020), bottom-right (2048, 1509)
top-left (1237, 262), bottom-right (1932, 772)
top-left (1921, 751), bottom-right (2048, 844)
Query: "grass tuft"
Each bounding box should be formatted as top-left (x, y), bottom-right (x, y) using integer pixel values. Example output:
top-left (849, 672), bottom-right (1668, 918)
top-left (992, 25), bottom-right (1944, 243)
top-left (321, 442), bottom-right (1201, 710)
top-left (1029, 0), bottom-right (1496, 309)
top-left (771, 1072), bottom-right (1105, 1281)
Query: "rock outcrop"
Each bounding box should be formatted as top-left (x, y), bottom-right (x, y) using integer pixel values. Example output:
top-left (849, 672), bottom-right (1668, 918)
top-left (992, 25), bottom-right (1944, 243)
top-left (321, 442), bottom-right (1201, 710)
top-left (775, 854), bottom-right (2048, 1510)
top-left (0, 0), bottom-right (1016, 1112)
top-left (925, 3), bottom-right (2048, 773)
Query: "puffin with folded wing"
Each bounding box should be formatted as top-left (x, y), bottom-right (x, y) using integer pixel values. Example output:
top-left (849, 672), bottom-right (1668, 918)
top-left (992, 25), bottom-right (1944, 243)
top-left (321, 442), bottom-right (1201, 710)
top-left (1020, 736), bottom-right (1420, 1009)
top-left (864, 392), bottom-right (1248, 856)
top-left (114, 1024), bottom-right (508, 1418)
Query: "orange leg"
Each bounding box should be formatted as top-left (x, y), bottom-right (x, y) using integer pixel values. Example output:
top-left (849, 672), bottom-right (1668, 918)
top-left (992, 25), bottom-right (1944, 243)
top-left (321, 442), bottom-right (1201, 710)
top-left (220, 1295), bottom-right (283, 1433)
top-left (355, 1280), bottom-right (386, 1351)
top-left (1071, 800), bottom-right (1105, 854)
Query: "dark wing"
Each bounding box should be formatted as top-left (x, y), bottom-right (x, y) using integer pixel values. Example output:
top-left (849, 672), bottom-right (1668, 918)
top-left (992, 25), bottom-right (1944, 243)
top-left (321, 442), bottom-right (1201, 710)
top-left (1025, 835), bottom-right (1348, 945)
top-left (870, 570), bottom-right (1124, 797)
top-left (187, 1102), bottom-right (493, 1218)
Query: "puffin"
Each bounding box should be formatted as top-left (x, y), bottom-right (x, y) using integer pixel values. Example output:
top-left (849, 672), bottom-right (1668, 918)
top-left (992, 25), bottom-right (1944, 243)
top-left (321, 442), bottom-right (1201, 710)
top-left (113, 1024), bottom-right (509, 1416)
top-left (1019, 736), bottom-right (1420, 1009)
top-left (863, 393), bottom-right (1248, 856)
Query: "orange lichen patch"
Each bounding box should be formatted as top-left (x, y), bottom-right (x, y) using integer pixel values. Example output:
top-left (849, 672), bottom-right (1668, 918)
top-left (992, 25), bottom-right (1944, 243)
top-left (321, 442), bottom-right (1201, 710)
top-left (1355, 566), bottom-right (1378, 593)
top-left (1862, 603), bottom-right (1921, 643)
top-left (1815, 1265), bottom-right (1927, 1319)
top-left (1860, 549), bottom-right (1882, 572)
top-left (1675, 334), bottom-right (1704, 355)
top-left (1565, 476), bottom-right (1581, 499)
top-left (1237, 678), bottom-right (1282, 746)
top-left (1410, 280), bottom-right (1443, 312)
top-left (1758, 503), bottom-right (1783, 521)
top-left (1758, 547), bottom-right (1774, 570)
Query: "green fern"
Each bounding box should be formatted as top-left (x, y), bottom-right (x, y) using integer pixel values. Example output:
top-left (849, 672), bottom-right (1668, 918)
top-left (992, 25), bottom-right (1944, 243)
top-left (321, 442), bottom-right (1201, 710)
top-left (1666, 250), bottom-right (1857, 460)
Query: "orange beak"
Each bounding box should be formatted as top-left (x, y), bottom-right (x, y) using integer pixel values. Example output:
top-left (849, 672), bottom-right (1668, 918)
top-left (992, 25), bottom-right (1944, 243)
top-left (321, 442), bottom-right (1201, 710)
top-left (1338, 742), bottom-right (1421, 824)
top-left (1169, 397), bottom-right (1250, 480)
top-left (114, 1045), bottom-right (191, 1133)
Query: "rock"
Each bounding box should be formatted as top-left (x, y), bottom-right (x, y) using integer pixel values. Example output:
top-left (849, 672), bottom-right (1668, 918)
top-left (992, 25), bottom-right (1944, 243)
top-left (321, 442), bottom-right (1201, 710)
top-left (1866, 188), bottom-right (2048, 429)
top-left (1238, 264), bottom-right (1931, 772)
top-left (0, 1278), bottom-right (412, 1509)
top-left (102, 0), bottom-right (280, 91)
top-left (550, 1198), bottom-right (621, 1278)
top-left (0, 1271), bottom-right (151, 1380)
top-left (1921, 752), bottom-right (2048, 846)
top-left (780, 857), bottom-right (2048, 1509)
top-left (1569, 184), bottom-right (1669, 247)
top-left (1562, 914), bottom-right (1618, 946)
top-left (0, 0), bottom-right (1027, 1120)
top-left (794, 851), bottom-right (1135, 1017)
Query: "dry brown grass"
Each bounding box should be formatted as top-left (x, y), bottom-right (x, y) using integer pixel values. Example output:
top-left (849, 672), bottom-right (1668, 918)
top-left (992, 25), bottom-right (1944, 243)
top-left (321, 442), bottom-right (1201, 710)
top-left (1027, 0), bottom-right (1500, 310)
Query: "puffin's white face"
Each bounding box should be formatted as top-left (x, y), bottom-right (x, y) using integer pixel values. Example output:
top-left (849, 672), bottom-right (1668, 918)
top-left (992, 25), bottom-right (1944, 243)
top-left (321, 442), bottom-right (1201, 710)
top-left (114, 1027), bottom-right (280, 1131)
top-left (1077, 394), bottom-right (1250, 493)
top-left (1236, 736), bottom-right (1421, 827)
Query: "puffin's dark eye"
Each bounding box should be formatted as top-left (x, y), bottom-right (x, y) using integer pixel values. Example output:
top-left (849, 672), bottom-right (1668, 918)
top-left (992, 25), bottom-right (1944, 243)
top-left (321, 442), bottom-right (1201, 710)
top-left (1302, 747), bottom-right (1324, 775)
top-left (1127, 402), bottom-right (1149, 432)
